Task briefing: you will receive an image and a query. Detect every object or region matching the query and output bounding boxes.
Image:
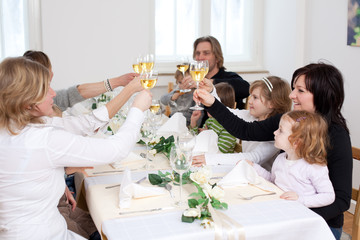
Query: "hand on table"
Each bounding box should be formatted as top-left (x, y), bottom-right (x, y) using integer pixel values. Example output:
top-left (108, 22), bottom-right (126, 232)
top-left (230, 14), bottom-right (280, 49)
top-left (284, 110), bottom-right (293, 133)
top-left (192, 154), bottom-right (206, 167)
top-left (280, 191), bottom-right (299, 201)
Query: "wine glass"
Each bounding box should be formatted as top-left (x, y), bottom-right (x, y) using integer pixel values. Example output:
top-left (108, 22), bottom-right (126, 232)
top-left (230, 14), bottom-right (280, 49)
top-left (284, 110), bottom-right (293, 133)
top-left (176, 56), bottom-right (191, 93)
top-left (148, 99), bottom-right (162, 132)
top-left (132, 56), bottom-right (142, 74)
top-left (140, 70), bottom-right (158, 89)
top-left (189, 60), bottom-right (208, 110)
top-left (140, 121), bottom-right (155, 169)
top-left (139, 54), bottom-right (155, 73)
top-left (170, 130), bottom-right (196, 207)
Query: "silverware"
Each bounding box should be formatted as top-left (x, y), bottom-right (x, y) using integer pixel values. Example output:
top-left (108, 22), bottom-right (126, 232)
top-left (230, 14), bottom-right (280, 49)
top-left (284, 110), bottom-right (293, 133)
top-left (92, 168), bottom-right (138, 175)
top-left (238, 192), bottom-right (276, 200)
top-left (105, 176), bottom-right (146, 189)
top-left (140, 153), bottom-right (146, 158)
top-left (119, 206), bottom-right (174, 215)
top-left (165, 183), bottom-right (174, 198)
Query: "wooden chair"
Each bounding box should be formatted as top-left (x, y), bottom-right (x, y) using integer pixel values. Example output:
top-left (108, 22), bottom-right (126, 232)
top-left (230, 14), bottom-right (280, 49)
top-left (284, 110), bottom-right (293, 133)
top-left (352, 146), bottom-right (360, 240)
top-left (164, 82), bottom-right (174, 117)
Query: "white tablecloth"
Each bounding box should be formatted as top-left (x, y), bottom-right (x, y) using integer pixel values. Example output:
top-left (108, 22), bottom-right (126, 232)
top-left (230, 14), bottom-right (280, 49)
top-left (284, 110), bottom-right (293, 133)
top-left (83, 165), bottom-right (334, 240)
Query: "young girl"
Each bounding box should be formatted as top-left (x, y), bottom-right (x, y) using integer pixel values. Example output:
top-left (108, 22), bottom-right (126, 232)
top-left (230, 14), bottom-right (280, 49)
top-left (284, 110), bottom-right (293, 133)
top-left (160, 70), bottom-right (202, 126)
top-left (192, 76), bottom-right (292, 169)
top-left (250, 110), bottom-right (335, 208)
top-left (190, 82), bottom-right (237, 153)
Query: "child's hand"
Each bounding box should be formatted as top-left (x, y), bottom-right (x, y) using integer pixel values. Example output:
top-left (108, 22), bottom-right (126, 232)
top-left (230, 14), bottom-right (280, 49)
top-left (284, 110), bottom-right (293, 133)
top-left (171, 92), bottom-right (181, 101)
top-left (280, 191), bottom-right (299, 201)
top-left (190, 110), bottom-right (202, 128)
top-left (193, 89), bottom-right (215, 107)
top-left (192, 154), bottom-right (206, 167)
top-left (244, 160), bottom-right (254, 166)
top-left (199, 78), bottom-right (214, 92)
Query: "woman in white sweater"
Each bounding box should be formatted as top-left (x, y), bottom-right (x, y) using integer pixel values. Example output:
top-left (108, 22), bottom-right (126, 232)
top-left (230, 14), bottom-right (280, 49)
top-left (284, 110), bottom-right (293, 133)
top-left (192, 76), bottom-right (292, 170)
top-left (0, 57), bottom-right (151, 240)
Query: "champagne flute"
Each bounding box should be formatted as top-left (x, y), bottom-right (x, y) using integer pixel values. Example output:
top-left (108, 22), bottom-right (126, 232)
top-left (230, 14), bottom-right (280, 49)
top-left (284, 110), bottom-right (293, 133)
top-left (149, 99), bottom-right (162, 132)
top-left (170, 130), bottom-right (196, 207)
top-left (139, 54), bottom-right (155, 73)
top-left (132, 56), bottom-right (142, 74)
top-left (176, 56), bottom-right (191, 93)
top-left (189, 60), bottom-right (208, 110)
top-left (140, 70), bottom-right (158, 89)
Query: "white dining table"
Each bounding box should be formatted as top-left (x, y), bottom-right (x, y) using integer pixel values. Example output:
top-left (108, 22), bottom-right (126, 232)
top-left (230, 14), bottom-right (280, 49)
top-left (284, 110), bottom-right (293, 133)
top-left (83, 163), bottom-right (335, 240)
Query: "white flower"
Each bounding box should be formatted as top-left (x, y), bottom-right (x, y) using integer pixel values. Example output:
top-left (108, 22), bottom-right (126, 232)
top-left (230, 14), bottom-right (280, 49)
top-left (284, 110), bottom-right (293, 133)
top-left (149, 149), bottom-right (157, 155)
top-left (149, 136), bottom-right (161, 145)
top-left (202, 184), bottom-right (225, 201)
top-left (190, 166), bottom-right (212, 185)
top-left (183, 206), bottom-right (201, 218)
top-left (200, 219), bottom-right (214, 229)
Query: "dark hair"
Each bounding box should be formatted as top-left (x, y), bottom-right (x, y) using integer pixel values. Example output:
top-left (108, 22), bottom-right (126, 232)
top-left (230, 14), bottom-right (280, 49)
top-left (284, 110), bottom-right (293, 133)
top-left (23, 50), bottom-right (52, 69)
top-left (291, 62), bottom-right (348, 133)
top-left (215, 82), bottom-right (235, 108)
top-left (193, 36), bottom-right (225, 70)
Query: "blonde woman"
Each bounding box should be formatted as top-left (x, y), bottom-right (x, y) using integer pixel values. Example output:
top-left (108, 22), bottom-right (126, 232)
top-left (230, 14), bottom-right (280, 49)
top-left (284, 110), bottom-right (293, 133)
top-left (0, 57), bottom-right (151, 240)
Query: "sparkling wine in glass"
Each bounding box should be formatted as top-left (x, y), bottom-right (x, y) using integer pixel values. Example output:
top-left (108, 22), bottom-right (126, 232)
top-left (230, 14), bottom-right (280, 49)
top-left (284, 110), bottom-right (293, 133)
top-left (170, 131), bottom-right (196, 207)
top-left (176, 56), bottom-right (191, 93)
top-left (140, 70), bottom-right (158, 89)
top-left (139, 54), bottom-right (155, 73)
top-left (189, 60), bottom-right (208, 110)
top-left (132, 56), bottom-right (142, 74)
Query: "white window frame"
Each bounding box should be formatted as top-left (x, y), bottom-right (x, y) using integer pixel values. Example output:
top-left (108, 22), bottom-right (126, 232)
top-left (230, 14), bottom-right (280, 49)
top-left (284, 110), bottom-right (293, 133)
top-left (150, 0), bottom-right (264, 73)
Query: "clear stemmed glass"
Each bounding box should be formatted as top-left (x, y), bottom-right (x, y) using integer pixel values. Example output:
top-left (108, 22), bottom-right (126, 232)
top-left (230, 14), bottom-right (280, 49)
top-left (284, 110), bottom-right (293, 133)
top-left (170, 130), bottom-right (196, 207)
top-left (148, 99), bottom-right (162, 132)
top-left (139, 54), bottom-right (155, 73)
top-left (140, 70), bottom-right (158, 90)
top-left (132, 56), bottom-right (142, 74)
top-left (176, 56), bottom-right (191, 93)
top-left (189, 60), bottom-right (208, 110)
top-left (140, 121), bottom-right (155, 169)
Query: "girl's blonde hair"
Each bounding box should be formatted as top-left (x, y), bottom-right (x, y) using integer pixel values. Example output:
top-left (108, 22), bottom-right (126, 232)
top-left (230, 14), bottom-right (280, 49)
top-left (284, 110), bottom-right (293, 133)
top-left (249, 76), bottom-right (292, 118)
top-left (0, 57), bottom-right (50, 135)
top-left (283, 111), bottom-right (329, 165)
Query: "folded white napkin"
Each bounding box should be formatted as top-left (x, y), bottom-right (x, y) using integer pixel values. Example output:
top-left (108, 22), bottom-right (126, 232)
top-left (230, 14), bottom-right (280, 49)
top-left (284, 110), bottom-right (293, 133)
top-left (156, 112), bottom-right (188, 137)
top-left (192, 130), bottom-right (219, 155)
top-left (119, 169), bottom-right (166, 209)
top-left (217, 160), bottom-right (261, 187)
top-left (111, 152), bottom-right (146, 169)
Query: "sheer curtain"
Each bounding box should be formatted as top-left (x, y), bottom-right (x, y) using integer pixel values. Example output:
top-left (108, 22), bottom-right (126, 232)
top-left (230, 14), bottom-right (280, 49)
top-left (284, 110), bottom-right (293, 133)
top-left (0, 0), bottom-right (41, 60)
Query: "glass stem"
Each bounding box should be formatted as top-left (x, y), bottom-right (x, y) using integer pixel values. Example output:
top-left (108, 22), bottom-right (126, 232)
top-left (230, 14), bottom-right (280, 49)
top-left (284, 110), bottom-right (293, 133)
top-left (196, 82), bottom-right (200, 106)
top-left (179, 173), bottom-right (183, 204)
top-left (145, 143), bottom-right (149, 169)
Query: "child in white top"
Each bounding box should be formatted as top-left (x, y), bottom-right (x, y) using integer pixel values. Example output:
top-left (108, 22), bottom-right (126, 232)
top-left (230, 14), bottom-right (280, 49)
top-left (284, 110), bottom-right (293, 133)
top-left (250, 110), bottom-right (335, 208)
top-left (192, 76), bottom-right (292, 170)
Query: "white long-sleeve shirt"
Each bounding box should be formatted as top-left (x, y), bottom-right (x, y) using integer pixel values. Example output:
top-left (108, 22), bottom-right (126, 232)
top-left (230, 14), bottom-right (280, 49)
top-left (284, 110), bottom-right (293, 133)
top-left (0, 107), bottom-right (144, 240)
top-left (205, 110), bottom-right (279, 170)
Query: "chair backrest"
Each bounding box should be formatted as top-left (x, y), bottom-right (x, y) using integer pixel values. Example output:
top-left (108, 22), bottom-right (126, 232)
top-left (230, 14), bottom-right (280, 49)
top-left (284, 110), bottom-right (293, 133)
top-left (352, 146), bottom-right (360, 240)
top-left (164, 82), bottom-right (174, 117)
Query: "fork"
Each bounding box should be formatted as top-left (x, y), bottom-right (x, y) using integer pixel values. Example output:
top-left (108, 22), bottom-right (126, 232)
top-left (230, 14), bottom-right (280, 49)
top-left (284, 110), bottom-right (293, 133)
top-left (105, 176), bottom-right (146, 189)
top-left (165, 183), bottom-right (174, 198)
top-left (238, 192), bottom-right (276, 200)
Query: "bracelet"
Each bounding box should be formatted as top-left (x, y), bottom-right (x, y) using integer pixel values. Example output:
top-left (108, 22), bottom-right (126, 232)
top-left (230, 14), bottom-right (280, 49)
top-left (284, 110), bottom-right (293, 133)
top-left (104, 79), bottom-right (113, 92)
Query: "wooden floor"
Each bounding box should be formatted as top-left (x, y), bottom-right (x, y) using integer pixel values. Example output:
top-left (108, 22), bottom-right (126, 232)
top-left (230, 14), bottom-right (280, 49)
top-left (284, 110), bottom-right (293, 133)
top-left (343, 211), bottom-right (354, 236)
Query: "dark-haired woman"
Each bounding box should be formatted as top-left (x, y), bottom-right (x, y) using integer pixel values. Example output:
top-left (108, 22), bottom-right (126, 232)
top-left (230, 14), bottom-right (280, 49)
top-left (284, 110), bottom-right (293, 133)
top-left (194, 63), bottom-right (352, 240)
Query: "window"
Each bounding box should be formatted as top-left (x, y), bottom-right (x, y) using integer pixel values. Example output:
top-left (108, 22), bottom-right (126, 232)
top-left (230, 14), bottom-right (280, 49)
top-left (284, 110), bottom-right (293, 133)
top-left (0, 0), bottom-right (42, 61)
top-left (154, 0), bottom-right (263, 72)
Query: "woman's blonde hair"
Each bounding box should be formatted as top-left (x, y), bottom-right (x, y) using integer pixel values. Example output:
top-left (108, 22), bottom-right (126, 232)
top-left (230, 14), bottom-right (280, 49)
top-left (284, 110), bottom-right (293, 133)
top-left (249, 76), bottom-right (292, 118)
top-left (283, 111), bottom-right (329, 165)
top-left (0, 57), bottom-right (50, 135)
